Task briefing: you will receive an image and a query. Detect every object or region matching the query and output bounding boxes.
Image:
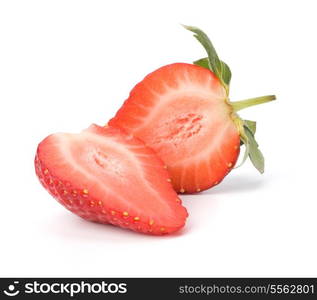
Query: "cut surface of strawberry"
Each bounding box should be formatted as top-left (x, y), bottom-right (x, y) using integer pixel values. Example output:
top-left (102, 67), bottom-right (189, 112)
top-left (109, 63), bottom-right (240, 193)
top-left (109, 26), bottom-right (276, 193)
top-left (35, 124), bottom-right (188, 235)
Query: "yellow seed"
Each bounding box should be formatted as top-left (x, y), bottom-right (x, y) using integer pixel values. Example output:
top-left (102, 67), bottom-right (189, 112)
top-left (63, 190), bottom-right (68, 195)
top-left (167, 178), bottom-right (171, 182)
top-left (134, 217), bottom-right (140, 221)
top-left (196, 188), bottom-right (201, 192)
top-left (123, 211), bottom-right (129, 217)
top-left (176, 198), bottom-right (181, 203)
top-left (72, 190), bottom-right (77, 194)
top-left (160, 227), bottom-right (165, 232)
top-left (227, 162), bottom-right (233, 168)
top-left (234, 145), bottom-right (239, 150)
top-left (163, 165), bottom-right (168, 169)
top-left (49, 179), bottom-right (53, 184)
top-left (214, 181), bottom-right (218, 185)
top-left (180, 188), bottom-right (185, 193)
top-left (44, 169), bottom-right (49, 174)
top-left (111, 210), bottom-right (116, 215)
top-left (83, 188), bottom-right (89, 194)
top-left (97, 200), bottom-right (102, 206)
top-left (149, 219), bottom-right (154, 226)
top-left (89, 201), bottom-right (95, 207)
top-left (101, 210), bottom-right (106, 214)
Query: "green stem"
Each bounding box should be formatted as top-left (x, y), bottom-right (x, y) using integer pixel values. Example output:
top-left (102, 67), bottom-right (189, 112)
top-left (231, 95), bottom-right (276, 112)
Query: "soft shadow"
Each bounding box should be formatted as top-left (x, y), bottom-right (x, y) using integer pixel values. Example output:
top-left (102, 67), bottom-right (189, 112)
top-left (177, 174), bottom-right (268, 231)
top-left (202, 174), bottom-right (267, 195)
top-left (43, 212), bottom-right (188, 243)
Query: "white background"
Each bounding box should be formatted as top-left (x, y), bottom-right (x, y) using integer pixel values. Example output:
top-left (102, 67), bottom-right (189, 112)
top-left (1, 0), bottom-right (316, 277)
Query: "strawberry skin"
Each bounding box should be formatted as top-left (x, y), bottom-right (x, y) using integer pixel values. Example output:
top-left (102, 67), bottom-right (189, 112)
top-left (35, 124), bottom-right (188, 235)
top-left (109, 63), bottom-right (241, 193)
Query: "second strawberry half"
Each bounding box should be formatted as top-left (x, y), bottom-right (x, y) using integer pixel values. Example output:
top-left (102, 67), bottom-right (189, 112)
top-left (109, 26), bottom-right (276, 193)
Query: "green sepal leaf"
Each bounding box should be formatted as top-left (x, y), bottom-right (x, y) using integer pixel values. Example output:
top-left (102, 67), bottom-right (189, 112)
top-left (238, 134), bottom-right (251, 168)
top-left (218, 60), bottom-right (231, 87)
top-left (240, 119), bottom-right (257, 145)
top-left (235, 118), bottom-right (264, 173)
top-left (194, 57), bottom-right (231, 86)
top-left (193, 57), bottom-right (210, 69)
top-left (244, 126), bottom-right (265, 174)
top-left (244, 120), bottom-right (257, 136)
top-left (183, 25), bottom-right (231, 92)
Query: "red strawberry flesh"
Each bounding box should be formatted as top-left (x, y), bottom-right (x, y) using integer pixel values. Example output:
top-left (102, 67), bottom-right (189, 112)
top-left (35, 124), bottom-right (188, 235)
top-left (109, 63), bottom-right (241, 193)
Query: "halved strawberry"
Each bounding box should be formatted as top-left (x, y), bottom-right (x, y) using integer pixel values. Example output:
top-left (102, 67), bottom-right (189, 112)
top-left (109, 26), bottom-right (276, 193)
top-left (35, 124), bottom-right (188, 235)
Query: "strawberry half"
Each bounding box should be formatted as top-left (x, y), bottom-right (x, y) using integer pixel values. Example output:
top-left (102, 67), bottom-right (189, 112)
top-left (35, 124), bottom-right (188, 235)
top-left (109, 26), bottom-right (276, 193)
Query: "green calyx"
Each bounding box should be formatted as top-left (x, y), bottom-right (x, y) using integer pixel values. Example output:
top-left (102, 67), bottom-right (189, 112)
top-left (183, 24), bottom-right (276, 174)
top-left (231, 95), bottom-right (276, 112)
